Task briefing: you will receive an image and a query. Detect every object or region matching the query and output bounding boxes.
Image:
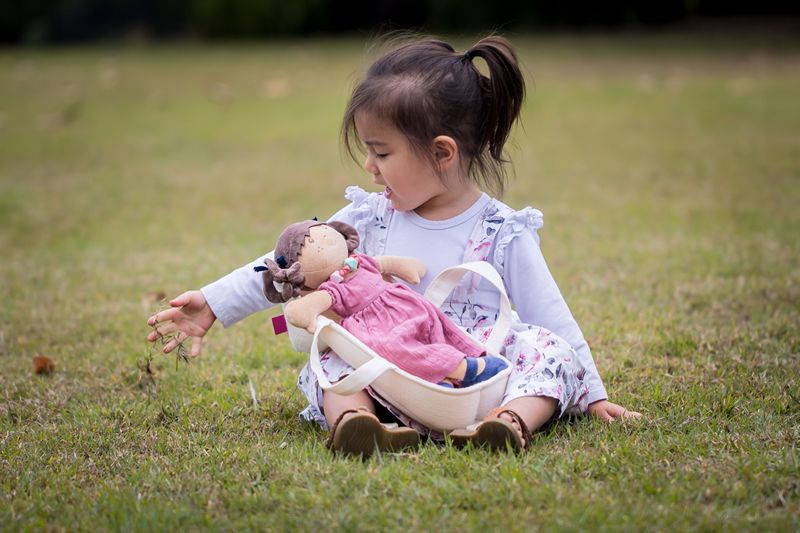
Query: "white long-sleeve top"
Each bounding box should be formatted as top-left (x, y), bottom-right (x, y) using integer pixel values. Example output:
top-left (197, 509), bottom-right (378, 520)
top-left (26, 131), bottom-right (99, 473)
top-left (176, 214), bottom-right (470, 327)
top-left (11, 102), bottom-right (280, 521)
top-left (201, 190), bottom-right (608, 404)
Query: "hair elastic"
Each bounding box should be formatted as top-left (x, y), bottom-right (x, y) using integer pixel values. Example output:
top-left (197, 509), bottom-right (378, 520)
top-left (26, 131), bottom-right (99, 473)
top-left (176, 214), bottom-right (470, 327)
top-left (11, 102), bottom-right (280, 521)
top-left (463, 50), bottom-right (474, 62)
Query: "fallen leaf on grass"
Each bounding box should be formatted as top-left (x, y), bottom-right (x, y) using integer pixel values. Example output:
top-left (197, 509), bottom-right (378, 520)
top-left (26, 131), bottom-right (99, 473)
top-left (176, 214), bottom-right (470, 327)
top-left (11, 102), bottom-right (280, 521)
top-left (33, 354), bottom-right (55, 375)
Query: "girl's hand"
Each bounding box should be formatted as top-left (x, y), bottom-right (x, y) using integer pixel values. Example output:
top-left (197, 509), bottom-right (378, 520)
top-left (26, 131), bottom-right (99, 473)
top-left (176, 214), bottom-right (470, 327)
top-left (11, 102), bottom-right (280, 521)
top-left (146, 290), bottom-right (216, 357)
top-left (587, 400), bottom-right (642, 422)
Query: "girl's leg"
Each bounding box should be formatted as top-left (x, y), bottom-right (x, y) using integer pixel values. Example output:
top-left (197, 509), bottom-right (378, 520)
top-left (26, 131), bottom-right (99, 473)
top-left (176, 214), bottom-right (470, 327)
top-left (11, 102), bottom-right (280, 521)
top-left (322, 389), bottom-right (376, 428)
top-left (496, 396), bottom-right (557, 448)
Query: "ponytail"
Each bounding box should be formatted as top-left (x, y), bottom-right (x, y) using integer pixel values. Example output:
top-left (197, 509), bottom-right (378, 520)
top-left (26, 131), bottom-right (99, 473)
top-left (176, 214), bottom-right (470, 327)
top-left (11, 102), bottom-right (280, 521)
top-left (464, 36), bottom-right (525, 168)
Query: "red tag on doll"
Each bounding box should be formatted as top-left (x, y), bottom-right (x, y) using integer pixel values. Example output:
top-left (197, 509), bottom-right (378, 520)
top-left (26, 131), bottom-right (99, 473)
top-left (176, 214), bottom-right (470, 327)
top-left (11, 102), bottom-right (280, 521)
top-left (272, 314), bottom-right (288, 335)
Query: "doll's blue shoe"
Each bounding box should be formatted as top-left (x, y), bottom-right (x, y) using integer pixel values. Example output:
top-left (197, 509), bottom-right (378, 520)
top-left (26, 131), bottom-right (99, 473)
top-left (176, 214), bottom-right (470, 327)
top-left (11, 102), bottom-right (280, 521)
top-left (460, 356), bottom-right (508, 387)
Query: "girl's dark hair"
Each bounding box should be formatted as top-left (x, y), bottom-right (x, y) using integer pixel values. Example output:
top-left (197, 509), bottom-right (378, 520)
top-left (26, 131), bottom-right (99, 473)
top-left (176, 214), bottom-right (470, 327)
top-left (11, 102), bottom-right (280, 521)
top-left (342, 35), bottom-right (525, 197)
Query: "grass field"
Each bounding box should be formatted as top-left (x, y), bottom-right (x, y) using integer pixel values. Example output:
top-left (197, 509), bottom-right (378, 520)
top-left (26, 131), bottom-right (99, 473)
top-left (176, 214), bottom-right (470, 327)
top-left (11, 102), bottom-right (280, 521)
top-left (1, 30), bottom-right (799, 531)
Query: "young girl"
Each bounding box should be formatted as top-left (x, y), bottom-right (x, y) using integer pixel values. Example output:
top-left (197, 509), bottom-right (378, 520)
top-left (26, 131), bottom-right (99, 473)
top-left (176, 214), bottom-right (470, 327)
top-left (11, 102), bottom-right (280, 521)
top-left (147, 35), bottom-right (640, 456)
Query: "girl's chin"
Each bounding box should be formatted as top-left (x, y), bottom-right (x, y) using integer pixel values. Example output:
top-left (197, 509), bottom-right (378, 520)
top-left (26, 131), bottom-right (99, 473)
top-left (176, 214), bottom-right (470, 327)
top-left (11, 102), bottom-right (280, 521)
top-left (387, 194), bottom-right (412, 212)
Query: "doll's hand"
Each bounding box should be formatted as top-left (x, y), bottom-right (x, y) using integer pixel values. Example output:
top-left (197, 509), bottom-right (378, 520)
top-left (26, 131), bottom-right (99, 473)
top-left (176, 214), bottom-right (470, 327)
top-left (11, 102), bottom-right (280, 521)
top-left (587, 400), bottom-right (642, 422)
top-left (147, 290), bottom-right (216, 357)
top-left (285, 300), bottom-right (316, 333)
top-left (377, 256), bottom-right (427, 285)
top-left (285, 291), bottom-right (334, 334)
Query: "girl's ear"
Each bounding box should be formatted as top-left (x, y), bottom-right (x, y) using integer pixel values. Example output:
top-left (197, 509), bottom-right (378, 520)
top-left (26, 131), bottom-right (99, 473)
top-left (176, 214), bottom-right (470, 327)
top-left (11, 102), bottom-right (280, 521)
top-left (433, 135), bottom-right (458, 171)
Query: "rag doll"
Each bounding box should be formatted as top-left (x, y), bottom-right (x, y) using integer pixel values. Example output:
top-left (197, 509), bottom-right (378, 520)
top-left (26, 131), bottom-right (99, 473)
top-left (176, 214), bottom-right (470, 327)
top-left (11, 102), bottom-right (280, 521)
top-left (258, 220), bottom-right (507, 386)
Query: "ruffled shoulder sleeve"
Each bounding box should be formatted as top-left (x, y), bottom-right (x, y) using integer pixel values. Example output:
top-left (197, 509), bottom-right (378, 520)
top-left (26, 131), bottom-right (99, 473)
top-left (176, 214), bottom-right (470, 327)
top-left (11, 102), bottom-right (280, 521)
top-left (339, 186), bottom-right (393, 256)
top-left (492, 207), bottom-right (544, 278)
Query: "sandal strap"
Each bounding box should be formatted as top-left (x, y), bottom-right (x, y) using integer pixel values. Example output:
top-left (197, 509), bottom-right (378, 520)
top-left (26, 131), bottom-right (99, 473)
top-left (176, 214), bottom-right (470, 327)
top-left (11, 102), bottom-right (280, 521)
top-left (484, 407), bottom-right (532, 450)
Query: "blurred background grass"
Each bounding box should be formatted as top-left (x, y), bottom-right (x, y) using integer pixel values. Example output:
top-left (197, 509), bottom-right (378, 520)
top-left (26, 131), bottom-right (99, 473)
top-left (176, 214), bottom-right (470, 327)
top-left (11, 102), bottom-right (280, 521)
top-left (1, 29), bottom-right (799, 530)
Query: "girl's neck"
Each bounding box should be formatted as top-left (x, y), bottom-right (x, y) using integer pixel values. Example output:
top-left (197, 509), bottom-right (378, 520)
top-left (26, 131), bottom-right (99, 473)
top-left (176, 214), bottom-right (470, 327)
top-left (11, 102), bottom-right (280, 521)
top-left (413, 181), bottom-right (483, 221)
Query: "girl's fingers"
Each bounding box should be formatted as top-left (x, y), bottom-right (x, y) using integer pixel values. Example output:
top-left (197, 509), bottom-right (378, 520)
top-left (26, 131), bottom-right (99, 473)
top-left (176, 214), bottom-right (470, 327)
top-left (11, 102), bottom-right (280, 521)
top-left (597, 409), bottom-right (614, 422)
top-left (147, 322), bottom-right (175, 342)
top-left (191, 336), bottom-right (203, 358)
top-left (151, 322), bottom-right (178, 340)
top-left (169, 291), bottom-right (193, 308)
top-left (162, 332), bottom-right (188, 354)
top-left (148, 307), bottom-right (177, 326)
top-left (147, 292), bottom-right (195, 326)
top-left (162, 337), bottom-right (178, 354)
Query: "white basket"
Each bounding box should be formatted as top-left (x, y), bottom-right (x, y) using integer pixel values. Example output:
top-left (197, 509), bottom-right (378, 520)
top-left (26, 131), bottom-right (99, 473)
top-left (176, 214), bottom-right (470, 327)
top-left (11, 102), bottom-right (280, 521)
top-left (297, 261), bottom-right (512, 433)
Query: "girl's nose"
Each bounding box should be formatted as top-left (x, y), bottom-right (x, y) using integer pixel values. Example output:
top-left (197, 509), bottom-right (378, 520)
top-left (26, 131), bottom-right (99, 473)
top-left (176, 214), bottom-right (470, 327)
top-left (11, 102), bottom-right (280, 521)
top-left (364, 153), bottom-right (378, 175)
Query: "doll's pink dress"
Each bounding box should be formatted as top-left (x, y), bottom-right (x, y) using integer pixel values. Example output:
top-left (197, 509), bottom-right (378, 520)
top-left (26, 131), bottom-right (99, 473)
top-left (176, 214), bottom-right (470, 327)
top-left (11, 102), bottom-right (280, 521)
top-left (318, 254), bottom-right (485, 383)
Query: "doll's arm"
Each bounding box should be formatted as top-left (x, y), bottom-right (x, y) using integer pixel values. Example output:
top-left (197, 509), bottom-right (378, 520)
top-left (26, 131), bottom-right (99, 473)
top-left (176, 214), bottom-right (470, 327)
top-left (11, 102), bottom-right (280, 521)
top-left (376, 256), bottom-right (427, 285)
top-left (284, 291), bottom-right (334, 333)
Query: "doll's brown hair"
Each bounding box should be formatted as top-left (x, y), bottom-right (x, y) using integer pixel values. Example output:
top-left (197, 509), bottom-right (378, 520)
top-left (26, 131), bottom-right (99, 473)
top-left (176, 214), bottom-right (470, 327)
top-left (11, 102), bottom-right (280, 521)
top-left (260, 221), bottom-right (360, 304)
top-left (341, 34), bottom-right (525, 197)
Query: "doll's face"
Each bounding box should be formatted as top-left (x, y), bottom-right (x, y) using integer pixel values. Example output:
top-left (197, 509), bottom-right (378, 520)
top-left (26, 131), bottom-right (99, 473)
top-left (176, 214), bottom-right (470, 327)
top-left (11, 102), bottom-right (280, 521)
top-left (297, 225), bottom-right (349, 289)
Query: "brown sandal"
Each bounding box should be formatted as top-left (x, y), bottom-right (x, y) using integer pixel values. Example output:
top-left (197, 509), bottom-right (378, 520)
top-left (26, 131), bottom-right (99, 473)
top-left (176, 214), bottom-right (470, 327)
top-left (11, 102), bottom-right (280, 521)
top-left (326, 407), bottom-right (421, 459)
top-left (448, 408), bottom-right (531, 453)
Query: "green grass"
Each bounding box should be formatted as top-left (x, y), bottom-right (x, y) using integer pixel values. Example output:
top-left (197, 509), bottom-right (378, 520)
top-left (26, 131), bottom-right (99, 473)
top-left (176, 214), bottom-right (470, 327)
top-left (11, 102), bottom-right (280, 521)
top-left (1, 31), bottom-right (799, 531)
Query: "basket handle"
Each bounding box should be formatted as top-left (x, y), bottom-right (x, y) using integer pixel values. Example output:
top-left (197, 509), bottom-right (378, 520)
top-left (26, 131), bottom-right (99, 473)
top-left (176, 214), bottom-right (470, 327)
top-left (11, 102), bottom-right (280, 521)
top-left (309, 316), bottom-right (396, 395)
top-left (423, 261), bottom-right (511, 356)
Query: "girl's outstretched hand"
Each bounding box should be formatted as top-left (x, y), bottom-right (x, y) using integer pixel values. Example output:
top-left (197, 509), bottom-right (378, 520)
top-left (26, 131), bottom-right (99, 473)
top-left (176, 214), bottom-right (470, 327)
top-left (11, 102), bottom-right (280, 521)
top-left (588, 400), bottom-right (642, 422)
top-left (147, 290), bottom-right (216, 357)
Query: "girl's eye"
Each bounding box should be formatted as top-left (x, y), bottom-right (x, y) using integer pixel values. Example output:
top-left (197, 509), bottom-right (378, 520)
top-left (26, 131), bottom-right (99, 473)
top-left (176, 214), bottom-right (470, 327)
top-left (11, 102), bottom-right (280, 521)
top-left (376, 153), bottom-right (388, 159)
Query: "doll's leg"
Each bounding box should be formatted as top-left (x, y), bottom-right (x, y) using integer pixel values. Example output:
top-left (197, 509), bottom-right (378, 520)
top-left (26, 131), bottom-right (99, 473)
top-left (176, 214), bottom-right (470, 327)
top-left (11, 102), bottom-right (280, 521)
top-left (322, 389), bottom-right (376, 428)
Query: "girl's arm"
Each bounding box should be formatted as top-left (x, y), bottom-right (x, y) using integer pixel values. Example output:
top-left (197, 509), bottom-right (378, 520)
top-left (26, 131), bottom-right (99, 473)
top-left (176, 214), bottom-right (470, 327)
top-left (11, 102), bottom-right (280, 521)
top-left (148, 203), bottom-right (359, 356)
top-left (500, 230), bottom-right (608, 405)
top-left (200, 252), bottom-right (275, 328)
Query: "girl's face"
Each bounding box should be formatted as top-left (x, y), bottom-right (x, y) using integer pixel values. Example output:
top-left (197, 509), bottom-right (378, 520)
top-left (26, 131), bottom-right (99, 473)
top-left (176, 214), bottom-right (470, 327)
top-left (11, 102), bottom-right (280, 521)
top-left (354, 112), bottom-right (451, 218)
